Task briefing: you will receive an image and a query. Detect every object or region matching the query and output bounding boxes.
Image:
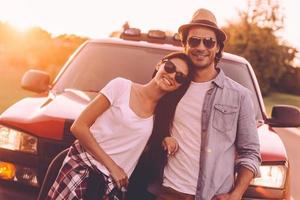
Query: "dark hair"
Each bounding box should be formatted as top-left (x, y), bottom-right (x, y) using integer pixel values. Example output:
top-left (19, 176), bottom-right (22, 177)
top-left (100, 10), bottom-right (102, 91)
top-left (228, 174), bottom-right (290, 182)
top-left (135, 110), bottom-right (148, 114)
top-left (145, 52), bottom-right (193, 181)
top-left (181, 27), bottom-right (225, 65)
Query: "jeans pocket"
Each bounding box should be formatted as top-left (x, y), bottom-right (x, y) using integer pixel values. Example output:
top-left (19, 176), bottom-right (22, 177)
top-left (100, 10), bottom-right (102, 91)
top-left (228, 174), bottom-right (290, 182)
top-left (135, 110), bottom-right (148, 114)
top-left (213, 104), bottom-right (238, 132)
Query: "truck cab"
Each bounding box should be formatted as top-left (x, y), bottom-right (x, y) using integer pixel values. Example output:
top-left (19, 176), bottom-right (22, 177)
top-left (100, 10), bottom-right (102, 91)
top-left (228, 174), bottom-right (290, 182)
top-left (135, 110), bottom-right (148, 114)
top-left (0, 29), bottom-right (300, 199)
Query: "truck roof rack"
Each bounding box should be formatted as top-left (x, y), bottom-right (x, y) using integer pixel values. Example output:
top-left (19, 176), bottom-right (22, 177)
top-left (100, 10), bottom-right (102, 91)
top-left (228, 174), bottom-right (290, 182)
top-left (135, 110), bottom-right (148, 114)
top-left (111, 28), bottom-right (182, 47)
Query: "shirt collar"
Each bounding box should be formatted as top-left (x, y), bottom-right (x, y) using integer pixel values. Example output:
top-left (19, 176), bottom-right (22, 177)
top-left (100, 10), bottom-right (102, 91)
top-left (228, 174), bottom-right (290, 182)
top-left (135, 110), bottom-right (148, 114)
top-left (212, 68), bottom-right (225, 89)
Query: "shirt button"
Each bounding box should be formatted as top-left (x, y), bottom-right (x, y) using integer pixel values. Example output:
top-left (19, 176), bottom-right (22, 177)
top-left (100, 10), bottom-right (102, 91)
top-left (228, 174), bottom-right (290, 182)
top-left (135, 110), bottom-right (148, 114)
top-left (206, 148), bottom-right (212, 153)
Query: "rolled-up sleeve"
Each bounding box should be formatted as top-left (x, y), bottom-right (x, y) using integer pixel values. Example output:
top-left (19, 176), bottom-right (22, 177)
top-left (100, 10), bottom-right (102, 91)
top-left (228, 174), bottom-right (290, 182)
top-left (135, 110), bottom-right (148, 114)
top-left (235, 90), bottom-right (261, 177)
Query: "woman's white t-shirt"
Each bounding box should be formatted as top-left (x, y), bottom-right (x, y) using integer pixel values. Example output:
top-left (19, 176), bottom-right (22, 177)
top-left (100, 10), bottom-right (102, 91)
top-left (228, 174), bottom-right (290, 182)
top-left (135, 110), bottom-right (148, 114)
top-left (88, 77), bottom-right (153, 177)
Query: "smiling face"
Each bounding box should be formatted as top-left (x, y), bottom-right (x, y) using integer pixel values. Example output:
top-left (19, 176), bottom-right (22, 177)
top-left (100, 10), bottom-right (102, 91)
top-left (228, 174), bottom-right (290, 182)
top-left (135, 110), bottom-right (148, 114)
top-left (154, 57), bottom-right (189, 92)
top-left (185, 26), bottom-right (220, 71)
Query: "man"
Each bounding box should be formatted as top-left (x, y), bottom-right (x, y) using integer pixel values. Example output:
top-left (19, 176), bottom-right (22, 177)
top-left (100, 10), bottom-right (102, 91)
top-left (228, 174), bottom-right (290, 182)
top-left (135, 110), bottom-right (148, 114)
top-left (156, 8), bottom-right (261, 200)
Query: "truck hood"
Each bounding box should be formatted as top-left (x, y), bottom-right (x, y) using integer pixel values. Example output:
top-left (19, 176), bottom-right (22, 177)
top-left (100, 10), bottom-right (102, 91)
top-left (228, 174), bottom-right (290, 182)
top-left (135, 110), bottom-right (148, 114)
top-left (0, 90), bottom-right (288, 162)
top-left (257, 124), bottom-right (287, 162)
top-left (0, 90), bottom-right (96, 140)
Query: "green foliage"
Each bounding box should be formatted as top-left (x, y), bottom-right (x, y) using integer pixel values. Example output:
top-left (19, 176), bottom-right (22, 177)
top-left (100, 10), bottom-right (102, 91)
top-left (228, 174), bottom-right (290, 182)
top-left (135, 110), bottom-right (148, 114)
top-left (277, 66), bottom-right (300, 94)
top-left (222, 0), bottom-right (297, 95)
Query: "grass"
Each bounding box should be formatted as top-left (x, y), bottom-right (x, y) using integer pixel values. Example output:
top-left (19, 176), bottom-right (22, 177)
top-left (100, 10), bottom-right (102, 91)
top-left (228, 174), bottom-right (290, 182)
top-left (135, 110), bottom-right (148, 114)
top-left (263, 92), bottom-right (300, 116)
top-left (0, 66), bottom-right (34, 114)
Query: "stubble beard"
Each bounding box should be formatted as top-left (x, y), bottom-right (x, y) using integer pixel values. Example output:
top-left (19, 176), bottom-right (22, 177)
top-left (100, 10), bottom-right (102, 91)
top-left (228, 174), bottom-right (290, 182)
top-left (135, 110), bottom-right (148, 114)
top-left (191, 54), bottom-right (215, 71)
top-left (186, 47), bottom-right (216, 71)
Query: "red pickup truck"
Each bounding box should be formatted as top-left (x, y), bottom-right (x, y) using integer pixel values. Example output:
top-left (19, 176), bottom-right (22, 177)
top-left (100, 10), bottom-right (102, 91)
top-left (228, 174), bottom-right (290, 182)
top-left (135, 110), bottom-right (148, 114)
top-left (0, 29), bottom-right (300, 199)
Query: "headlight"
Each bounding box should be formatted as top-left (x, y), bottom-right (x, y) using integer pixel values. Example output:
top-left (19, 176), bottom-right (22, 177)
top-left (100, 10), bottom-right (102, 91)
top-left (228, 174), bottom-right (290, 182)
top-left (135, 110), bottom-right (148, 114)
top-left (250, 165), bottom-right (287, 189)
top-left (0, 125), bottom-right (37, 154)
top-left (0, 161), bottom-right (39, 187)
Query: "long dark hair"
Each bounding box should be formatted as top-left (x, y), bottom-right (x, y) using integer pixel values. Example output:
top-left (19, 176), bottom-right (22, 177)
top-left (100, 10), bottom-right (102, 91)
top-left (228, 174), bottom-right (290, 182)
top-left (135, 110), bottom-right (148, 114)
top-left (145, 52), bottom-right (193, 181)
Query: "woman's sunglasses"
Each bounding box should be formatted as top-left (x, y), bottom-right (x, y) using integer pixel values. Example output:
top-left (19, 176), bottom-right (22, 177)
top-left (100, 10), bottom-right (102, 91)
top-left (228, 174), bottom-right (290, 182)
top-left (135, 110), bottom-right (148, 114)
top-left (162, 60), bottom-right (188, 84)
top-left (187, 36), bottom-right (216, 49)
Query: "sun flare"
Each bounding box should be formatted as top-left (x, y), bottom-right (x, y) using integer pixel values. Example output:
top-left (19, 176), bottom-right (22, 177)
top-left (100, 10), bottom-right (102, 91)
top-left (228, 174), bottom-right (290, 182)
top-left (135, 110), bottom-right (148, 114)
top-left (0, 1), bottom-right (36, 33)
top-left (10, 20), bottom-right (33, 33)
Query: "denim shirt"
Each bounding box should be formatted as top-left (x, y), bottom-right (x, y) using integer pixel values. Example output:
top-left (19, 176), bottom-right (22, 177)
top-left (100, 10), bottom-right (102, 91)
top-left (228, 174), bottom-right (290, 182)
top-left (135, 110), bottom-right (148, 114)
top-left (195, 69), bottom-right (261, 200)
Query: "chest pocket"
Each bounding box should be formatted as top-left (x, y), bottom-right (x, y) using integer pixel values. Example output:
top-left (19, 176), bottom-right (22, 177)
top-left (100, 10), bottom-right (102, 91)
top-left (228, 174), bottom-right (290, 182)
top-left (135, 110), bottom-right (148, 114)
top-left (213, 104), bottom-right (238, 132)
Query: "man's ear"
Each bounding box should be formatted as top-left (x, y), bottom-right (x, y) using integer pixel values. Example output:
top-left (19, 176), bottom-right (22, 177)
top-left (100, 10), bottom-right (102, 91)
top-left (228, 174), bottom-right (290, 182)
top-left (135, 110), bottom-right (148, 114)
top-left (184, 44), bottom-right (188, 54)
top-left (155, 65), bottom-right (160, 71)
top-left (155, 64), bottom-right (160, 71)
top-left (156, 61), bottom-right (164, 71)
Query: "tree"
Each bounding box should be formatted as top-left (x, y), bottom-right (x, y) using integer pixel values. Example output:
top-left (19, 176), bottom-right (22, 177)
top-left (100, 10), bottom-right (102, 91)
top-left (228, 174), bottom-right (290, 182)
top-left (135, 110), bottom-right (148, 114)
top-left (0, 21), bottom-right (87, 79)
top-left (223, 0), bottom-right (297, 95)
top-left (243, 0), bottom-right (284, 31)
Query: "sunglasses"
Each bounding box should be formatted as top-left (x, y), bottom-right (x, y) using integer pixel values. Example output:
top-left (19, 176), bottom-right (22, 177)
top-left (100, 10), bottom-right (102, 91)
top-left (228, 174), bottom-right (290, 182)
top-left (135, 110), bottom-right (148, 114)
top-left (161, 60), bottom-right (188, 84)
top-left (187, 36), bottom-right (217, 49)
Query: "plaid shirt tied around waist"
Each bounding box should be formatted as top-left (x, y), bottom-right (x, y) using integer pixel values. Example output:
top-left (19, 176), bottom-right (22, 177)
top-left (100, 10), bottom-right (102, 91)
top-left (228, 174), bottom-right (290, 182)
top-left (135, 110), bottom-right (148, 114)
top-left (47, 140), bottom-right (120, 200)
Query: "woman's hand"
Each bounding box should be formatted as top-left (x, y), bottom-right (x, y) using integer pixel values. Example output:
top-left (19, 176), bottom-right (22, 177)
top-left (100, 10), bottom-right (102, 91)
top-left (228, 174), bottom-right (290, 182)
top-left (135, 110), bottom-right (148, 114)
top-left (162, 136), bottom-right (179, 156)
top-left (109, 164), bottom-right (129, 190)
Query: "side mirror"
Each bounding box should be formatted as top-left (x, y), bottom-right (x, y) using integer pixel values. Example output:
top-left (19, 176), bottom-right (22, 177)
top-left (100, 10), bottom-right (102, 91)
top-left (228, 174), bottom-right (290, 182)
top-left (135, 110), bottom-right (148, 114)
top-left (266, 105), bottom-right (300, 127)
top-left (21, 69), bottom-right (50, 93)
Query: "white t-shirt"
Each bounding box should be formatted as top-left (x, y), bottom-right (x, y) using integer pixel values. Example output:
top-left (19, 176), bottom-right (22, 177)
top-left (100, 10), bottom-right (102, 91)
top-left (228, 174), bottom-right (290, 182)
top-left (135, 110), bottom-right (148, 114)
top-left (88, 77), bottom-right (154, 177)
top-left (163, 80), bottom-right (212, 194)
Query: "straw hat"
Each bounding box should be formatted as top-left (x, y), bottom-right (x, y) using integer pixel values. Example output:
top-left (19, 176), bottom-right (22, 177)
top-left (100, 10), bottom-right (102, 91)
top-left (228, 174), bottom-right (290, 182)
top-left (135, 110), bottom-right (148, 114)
top-left (178, 8), bottom-right (227, 43)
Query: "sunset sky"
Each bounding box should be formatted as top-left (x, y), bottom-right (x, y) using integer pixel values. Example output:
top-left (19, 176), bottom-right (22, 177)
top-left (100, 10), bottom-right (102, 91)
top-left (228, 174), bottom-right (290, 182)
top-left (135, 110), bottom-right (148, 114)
top-left (0, 0), bottom-right (299, 53)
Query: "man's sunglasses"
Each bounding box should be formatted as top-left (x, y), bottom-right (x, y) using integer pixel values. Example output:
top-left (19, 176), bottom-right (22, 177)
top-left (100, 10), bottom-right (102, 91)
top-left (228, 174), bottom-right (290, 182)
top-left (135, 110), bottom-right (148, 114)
top-left (187, 36), bottom-right (217, 49)
top-left (162, 60), bottom-right (188, 84)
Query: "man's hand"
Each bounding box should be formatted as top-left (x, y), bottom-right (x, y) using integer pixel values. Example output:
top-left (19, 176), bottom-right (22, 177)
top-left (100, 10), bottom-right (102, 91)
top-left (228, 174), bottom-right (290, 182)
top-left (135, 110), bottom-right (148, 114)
top-left (212, 166), bottom-right (254, 200)
top-left (211, 192), bottom-right (242, 200)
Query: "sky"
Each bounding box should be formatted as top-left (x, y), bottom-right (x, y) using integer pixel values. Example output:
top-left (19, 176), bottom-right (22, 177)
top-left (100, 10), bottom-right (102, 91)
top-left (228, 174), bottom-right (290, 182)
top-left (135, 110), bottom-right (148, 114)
top-left (0, 0), bottom-right (299, 61)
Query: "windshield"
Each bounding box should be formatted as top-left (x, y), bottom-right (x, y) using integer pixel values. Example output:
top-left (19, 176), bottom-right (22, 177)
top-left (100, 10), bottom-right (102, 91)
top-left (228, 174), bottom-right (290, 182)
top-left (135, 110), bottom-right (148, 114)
top-left (53, 42), bottom-right (170, 92)
top-left (52, 42), bottom-right (262, 120)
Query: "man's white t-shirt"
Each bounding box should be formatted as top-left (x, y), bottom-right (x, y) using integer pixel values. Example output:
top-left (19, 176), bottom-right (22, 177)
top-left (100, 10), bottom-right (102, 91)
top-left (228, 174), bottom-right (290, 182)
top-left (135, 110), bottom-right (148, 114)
top-left (88, 77), bottom-right (154, 177)
top-left (163, 80), bottom-right (212, 194)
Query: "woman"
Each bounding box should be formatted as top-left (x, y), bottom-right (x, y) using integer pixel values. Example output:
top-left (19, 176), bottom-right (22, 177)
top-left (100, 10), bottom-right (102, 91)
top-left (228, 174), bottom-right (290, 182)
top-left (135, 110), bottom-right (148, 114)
top-left (46, 52), bottom-right (193, 200)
